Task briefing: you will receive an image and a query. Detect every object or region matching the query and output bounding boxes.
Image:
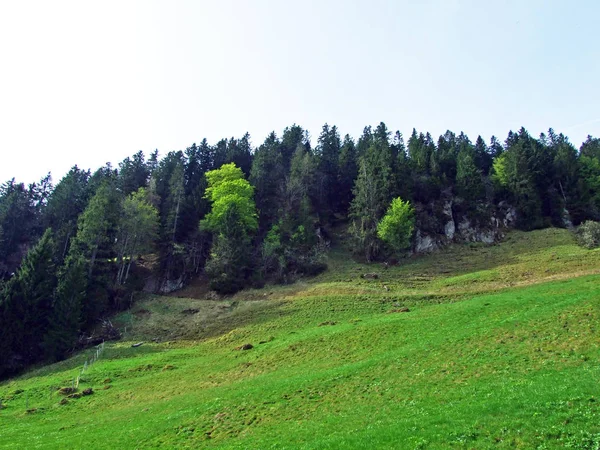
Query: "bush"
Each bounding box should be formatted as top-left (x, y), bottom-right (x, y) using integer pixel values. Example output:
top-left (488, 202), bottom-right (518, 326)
top-left (377, 197), bottom-right (415, 253)
top-left (261, 223), bottom-right (328, 283)
top-left (576, 221), bottom-right (600, 249)
top-left (205, 255), bottom-right (246, 295)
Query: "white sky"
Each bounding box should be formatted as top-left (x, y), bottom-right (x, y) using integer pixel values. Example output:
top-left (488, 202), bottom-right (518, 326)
top-left (1, 0), bottom-right (599, 183)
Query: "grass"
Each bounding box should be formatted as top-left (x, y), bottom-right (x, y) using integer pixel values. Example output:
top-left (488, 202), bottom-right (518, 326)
top-left (1, 228), bottom-right (600, 449)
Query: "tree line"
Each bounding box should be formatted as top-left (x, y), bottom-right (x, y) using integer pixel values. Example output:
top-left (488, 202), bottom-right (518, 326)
top-left (1, 123), bottom-right (599, 377)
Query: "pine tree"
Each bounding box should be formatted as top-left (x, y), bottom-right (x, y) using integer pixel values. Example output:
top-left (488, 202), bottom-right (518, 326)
top-left (44, 253), bottom-right (86, 360)
top-left (580, 136), bottom-right (600, 159)
top-left (474, 135), bottom-right (492, 175)
top-left (281, 125), bottom-right (309, 173)
top-left (44, 166), bottom-right (91, 261)
top-left (456, 147), bottom-right (485, 201)
top-left (500, 130), bottom-right (543, 229)
top-left (250, 132), bottom-right (285, 232)
top-left (118, 151), bottom-right (149, 196)
top-left (226, 133), bottom-right (253, 176)
top-left (316, 124), bottom-right (341, 218)
top-left (489, 136), bottom-right (504, 158)
top-left (69, 182), bottom-right (121, 325)
top-left (0, 180), bottom-right (38, 277)
top-left (0, 229), bottom-right (58, 370)
top-left (350, 138), bottom-right (394, 261)
top-left (392, 131), bottom-right (412, 200)
top-left (408, 128), bottom-right (429, 174)
top-left (338, 134), bottom-right (358, 214)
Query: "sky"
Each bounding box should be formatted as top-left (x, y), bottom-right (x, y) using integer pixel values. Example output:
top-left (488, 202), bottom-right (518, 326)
top-left (1, 0), bottom-right (599, 183)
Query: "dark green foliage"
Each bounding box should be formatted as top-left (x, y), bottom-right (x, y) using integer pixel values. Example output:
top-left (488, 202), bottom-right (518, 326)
top-left (205, 205), bottom-right (254, 294)
top-left (337, 134), bottom-right (358, 214)
top-left (474, 135), bottom-right (493, 175)
top-left (350, 132), bottom-right (394, 261)
top-left (494, 129), bottom-right (544, 229)
top-left (436, 130), bottom-right (458, 182)
top-left (3, 121), bottom-right (600, 378)
top-left (225, 133), bottom-right (253, 177)
top-left (281, 125), bottom-right (309, 173)
top-left (250, 132), bottom-right (285, 232)
top-left (152, 151), bottom-right (187, 283)
top-left (44, 253), bottom-right (86, 361)
top-left (118, 151), bottom-right (150, 196)
top-left (44, 166), bottom-right (90, 261)
top-left (580, 135), bottom-right (600, 159)
top-left (0, 179), bottom-right (43, 278)
top-left (316, 124), bottom-right (342, 218)
top-left (0, 229), bottom-right (58, 375)
top-left (408, 129), bottom-right (435, 176)
top-left (68, 182), bottom-right (121, 325)
top-left (456, 146), bottom-right (485, 202)
top-left (260, 146), bottom-right (326, 281)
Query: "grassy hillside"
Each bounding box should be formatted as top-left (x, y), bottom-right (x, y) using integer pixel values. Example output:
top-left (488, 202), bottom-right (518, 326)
top-left (1, 229), bottom-right (600, 449)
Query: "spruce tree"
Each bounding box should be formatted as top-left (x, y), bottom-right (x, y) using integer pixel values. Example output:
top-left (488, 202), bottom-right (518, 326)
top-left (44, 253), bottom-right (86, 360)
top-left (350, 138), bottom-right (393, 261)
top-left (456, 147), bottom-right (485, 202)
top-left (44, 166), bottom-right (91, 261)
top-left (338, 134), bottom-right (358, 214)
top-left (0, 229), bottom-right (57, 370)
top-left (250, 132), bottom-right (285, 232)
top-left (316, 124), bottom-right (341, 218)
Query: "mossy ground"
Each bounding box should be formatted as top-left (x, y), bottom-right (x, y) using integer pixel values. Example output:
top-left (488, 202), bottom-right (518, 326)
top-left (1, 228), bottom-right (599, 449)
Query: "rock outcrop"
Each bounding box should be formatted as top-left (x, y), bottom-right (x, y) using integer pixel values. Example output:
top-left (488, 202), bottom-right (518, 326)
top-left (413, 197), bottom-right (517, 254)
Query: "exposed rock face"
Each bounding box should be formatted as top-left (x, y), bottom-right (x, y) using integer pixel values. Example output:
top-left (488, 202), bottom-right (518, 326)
top-left (562, 208), bottom-right (574, 229)
top-left (442, 200), bottom-right (456, 240)
top-left (144, 276), bottom-right (185, 294)
top-left (412, 198), bottom-right (518, 254)
top-left (414, 231), bottom-right (439, 253)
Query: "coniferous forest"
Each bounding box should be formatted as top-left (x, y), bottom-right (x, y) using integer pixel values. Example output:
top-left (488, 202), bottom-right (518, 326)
top-left (2, 123), bottom-right (600, 378)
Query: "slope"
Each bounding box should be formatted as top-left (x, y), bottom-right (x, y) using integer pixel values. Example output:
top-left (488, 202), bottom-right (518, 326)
top-left (1, 228), bottom-right (599, 449)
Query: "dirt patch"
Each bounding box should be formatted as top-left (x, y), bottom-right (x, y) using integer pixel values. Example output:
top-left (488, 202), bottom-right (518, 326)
top-left (318, 321), bottom-right (337, 326)
top-left (181, 308), bottom-right (200, 315)
top-left (235, 343), bottom-right (254, 351)
top-left (129, 364), bottom-right (155, 372)
top-left (57, 387), bottom-right (76, 396)
top-left (133, 309), bottom-right (151, 318)
top-left (388, 307), bottom-right (410, 313)
top-left (361, 273), bottom-right (379, 279)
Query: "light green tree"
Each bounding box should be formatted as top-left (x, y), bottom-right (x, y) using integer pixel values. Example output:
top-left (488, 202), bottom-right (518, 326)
top-left (201, 163), bottom-right (257, 233)
top-left (377, 197), bottom-right (415, 253)
top-left (115, 188), bottom-right (159, 285)
top-left (201, 163), bottom-right (258, 293)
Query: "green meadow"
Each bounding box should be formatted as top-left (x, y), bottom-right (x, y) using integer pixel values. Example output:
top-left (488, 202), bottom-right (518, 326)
top-left (1, 228), bottom-right (599, 449)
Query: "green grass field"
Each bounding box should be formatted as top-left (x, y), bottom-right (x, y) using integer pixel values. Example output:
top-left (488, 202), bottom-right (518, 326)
top-left (1, 228), bottom-right (600, 449)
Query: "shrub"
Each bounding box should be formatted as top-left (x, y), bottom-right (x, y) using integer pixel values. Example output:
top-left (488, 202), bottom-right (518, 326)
top-left (377, 197), bottom-right (415, 253)
top-left (576, 221), bottom-right (600, 249)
